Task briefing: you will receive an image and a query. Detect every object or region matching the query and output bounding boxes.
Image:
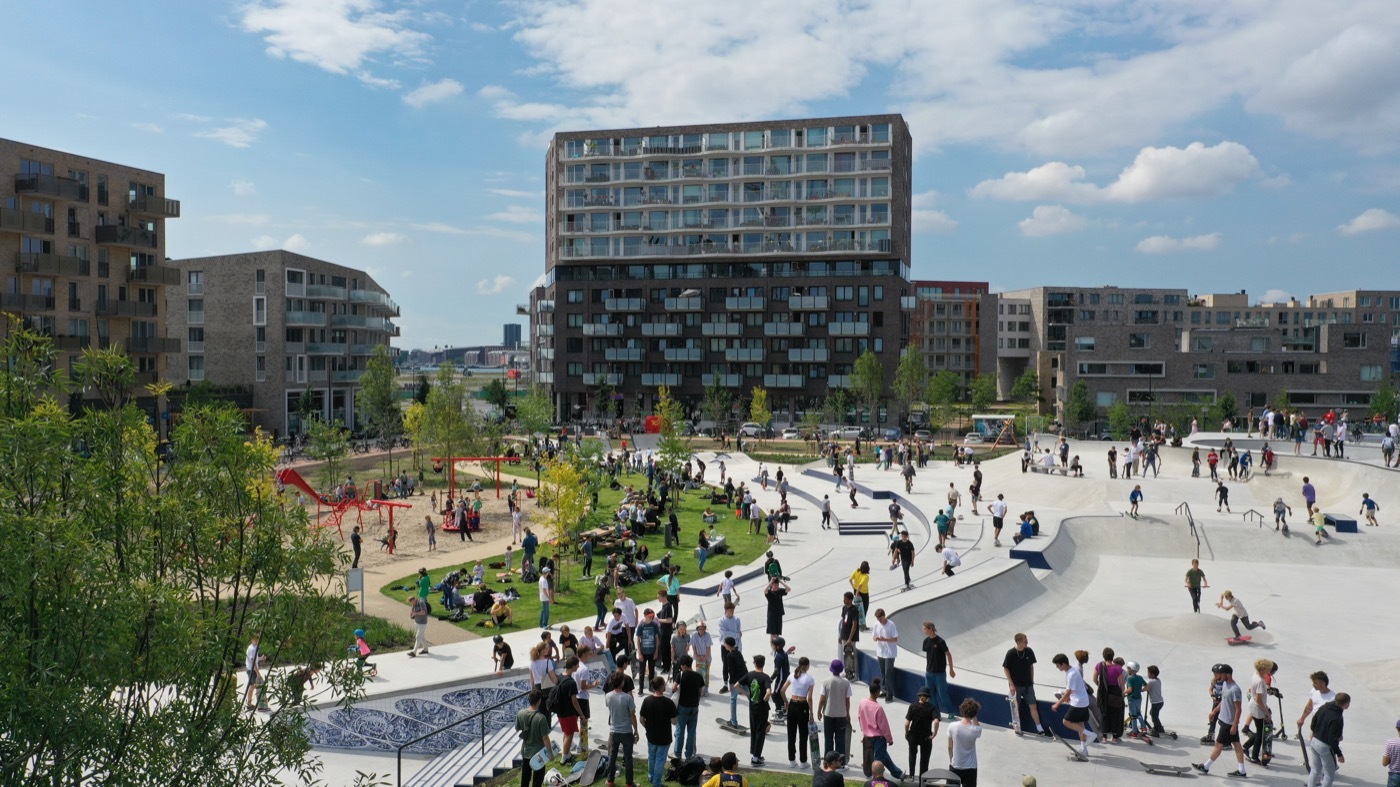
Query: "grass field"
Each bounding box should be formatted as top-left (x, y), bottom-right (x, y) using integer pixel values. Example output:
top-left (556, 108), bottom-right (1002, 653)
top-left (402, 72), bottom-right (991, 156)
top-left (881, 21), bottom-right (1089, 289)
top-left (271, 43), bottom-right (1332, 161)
top-left (380, 472), bottom-right (778, 632)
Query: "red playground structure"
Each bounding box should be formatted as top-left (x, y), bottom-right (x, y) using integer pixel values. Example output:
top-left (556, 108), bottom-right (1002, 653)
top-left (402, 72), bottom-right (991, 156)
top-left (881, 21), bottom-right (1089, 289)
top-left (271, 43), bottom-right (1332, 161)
top-left (276, 467), bottom-right (412, 540)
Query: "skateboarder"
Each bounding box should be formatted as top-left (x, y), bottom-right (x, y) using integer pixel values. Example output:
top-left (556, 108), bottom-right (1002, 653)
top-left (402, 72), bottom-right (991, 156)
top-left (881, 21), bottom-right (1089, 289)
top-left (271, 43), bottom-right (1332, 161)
top-left (1216, 481), bottom-right (1231, 513)
top-left (1194, 663), bottom-right (1249, 779)
top-left (1051, 653), bottom-right (1095, 759)
top-left (1361, 493), bottom-right (1381, 526)
top-left (1185, 559), bottom-right (1209, 613)
top-left (1003, 633), bottom-right (1052, 737)
top-left (1311, 506), bottom-right (1329, 545)
top-left (1273, 497), bottom-right (1293, 532)
top-left (894, 531), bottom-right (915, 590)
top-left (1129, 485), bottom-right (1143, 519)
top-left (1217, 591), bottom-right (1265, 641)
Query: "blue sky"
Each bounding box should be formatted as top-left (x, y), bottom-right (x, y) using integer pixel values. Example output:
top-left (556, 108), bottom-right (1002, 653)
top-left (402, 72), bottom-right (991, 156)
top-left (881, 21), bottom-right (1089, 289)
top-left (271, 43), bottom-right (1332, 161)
top-left (4, 0), bottom-right (1399, 348)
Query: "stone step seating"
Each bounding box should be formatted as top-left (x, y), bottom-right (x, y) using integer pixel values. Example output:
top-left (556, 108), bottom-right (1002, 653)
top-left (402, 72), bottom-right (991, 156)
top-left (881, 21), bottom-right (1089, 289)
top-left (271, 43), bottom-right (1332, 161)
top-left (406, 724), bottom-right (522, 787)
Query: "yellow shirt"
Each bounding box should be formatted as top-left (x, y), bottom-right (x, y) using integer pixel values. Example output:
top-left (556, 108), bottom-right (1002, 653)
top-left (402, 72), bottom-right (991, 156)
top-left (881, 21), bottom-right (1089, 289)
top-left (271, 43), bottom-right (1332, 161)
top-left (849, 569), bottom-right (870, 594)
top-left (702, 772), bottom-right (748, 787)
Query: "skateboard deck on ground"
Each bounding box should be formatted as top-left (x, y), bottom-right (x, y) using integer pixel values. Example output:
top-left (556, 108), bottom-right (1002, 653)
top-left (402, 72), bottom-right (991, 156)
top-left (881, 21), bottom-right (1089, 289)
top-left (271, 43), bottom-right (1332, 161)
top-left (1140, 761), bottom-right (1190, 776)
top-left (1051, 730), bottom-right (1088, 762)
top-left (1226, 635), bottom-right (1253, 645)
top-left (554, 750), bottom-right (603, 786)
top-left (918, 767), bottom-right (962, 784)
top-left (714, 718), bottom-right (748, 734)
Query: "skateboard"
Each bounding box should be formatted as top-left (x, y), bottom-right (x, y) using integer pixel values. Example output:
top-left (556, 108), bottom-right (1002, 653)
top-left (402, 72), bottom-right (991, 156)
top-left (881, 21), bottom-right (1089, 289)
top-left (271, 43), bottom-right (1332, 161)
top-left (843, 644), bottom-right (857, 682)
top-left (1140, 762), bottom-right (1190, 776)
top-left (560, 750), bottom-right (603, 786)
top-left (1298, 724), bottom-right (1310, 770)
top-left (714, 718), bottom-right (748, 734)
top-left (1226, 635), bottom-right (1252, 645)
top-left (1050, 730), bottom-right (1088, 762)
top-left (1007, 693), bottom-right (1022, 735)
top-left (808, 721), bottom-right (821, 770)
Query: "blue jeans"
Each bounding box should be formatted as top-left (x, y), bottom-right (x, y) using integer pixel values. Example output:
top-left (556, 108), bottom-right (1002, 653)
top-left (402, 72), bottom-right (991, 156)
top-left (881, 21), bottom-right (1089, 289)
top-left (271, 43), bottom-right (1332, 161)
top-left (869, 737), bottom-right (904, 779)
top-left (697, 547), bottom-right (709, 572)
top-left (674, 705), bottom-right (699, 758)
top-left (924, 671), bottom-right (952, 717)
top-left (603, 650), bottom-right (616, 674)
top-left (647, 742), bottom-right (668, 787)
top-left (1386, 772), bottom-right (1400, 787)
top-left (595, 599), bottom-right (607, 628)
top-left (539, 601), bottom-right (551, 629)
top-left (729, 686), bottom-right (739, 724)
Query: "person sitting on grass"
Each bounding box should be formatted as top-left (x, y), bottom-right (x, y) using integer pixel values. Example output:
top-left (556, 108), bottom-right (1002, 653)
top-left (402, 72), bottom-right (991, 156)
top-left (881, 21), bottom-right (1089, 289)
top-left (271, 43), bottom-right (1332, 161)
top-left (491, 596), bottom-right (515, 627)
top-left (700, 751), bottom-right (748, 787)
top-left (703, 507), bottom-right (719, 525)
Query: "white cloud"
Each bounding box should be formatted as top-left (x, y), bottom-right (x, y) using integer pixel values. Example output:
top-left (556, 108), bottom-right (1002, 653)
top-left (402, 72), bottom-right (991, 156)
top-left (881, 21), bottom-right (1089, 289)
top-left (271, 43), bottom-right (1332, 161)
top-left (251, 232), bottom-right (310, 252)
top-left (476, 275), bottom-right (516, 295)
top-left (972, 142), bottom-right (1260, 203)
top-left (209, 213), bottom-right (271, 225)
top-left (250, 234), bottom-right (279, 249)
top-left (1338, 207), bottom-right (1400, 235)
top-left (231, 179), bottom-right (257, 197)
top-left (285, 233), bottom-right (310, 253)
top-left (478, 84), bottom-right (513, 100)
top-left (1257, 288), bottom-right (1296, 304)
top-left (489, 188), bottom-right (539, 198)
top-left (403, 78), bottom-right (464, 108)
top-left (470, 21), bottom-right (494, 33)
top-left (411, 221), bottom-right (470, 235)
top-left (1135, 233), bottom-right (1222, 254)
top-left (361, 231), bottom-right (408, 246)
top-left (488, 205), bottom-right (543, 224)
top-left (194, 118), bottom-right (268, 148)
top-left (410, 222), bottom-right (536, 242)
top-left (238, 0), bottom-right (430, 85)
top-left (909, 192), bottom-right (957, 234)
top-left (132, 122), bottom-right (164, 134)
top-left (1017, 205), bottom-right (1088, 237)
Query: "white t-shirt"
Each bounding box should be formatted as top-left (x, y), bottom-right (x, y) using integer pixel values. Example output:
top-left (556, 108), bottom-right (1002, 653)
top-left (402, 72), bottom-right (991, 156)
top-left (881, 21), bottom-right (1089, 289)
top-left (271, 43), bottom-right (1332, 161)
top-left (1039, 452), bottom-right (1057, 468)
top-left (246, 642), bottom-right (260, 673)
top-left (580, 634), bottom-right (603, 657)
top-left (1249, 675), bottom-right (1269, 719)
top-left (575, 664), bottom-right (594, 700)
top-left (872, 620), bottom-right (899, 659)
top-left (619, 597), bottom-right (638, 627)
top-left (1303, 688), bottom-right (1336, 726)
top-left (1063, 666), bottom-right (1091, 708)
top-left (941, 548), bottom-right (961, 567)
top-left (948, 722), bottom-right (982, 769)
top-left (989, 499), bottom-right (1007, 519)
top-left (788, 672), bottom-right (816, 700)
top-left (720, 577), bottom-right (736, 596)
top-left (539, 576), bottom-right (553, 602)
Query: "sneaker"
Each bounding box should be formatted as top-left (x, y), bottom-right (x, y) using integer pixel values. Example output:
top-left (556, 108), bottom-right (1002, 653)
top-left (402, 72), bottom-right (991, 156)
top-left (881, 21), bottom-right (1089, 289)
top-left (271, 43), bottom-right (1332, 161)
top-left (799, 761), bottom-right (808, 768)
top-left (1226, 771), bottom-right (1248, 779)
top-left (1086, 731), bottom-right (1098, 744)
top-left (789, 760), bottom-right (797, 769)
top-left (420, 650), bottom-right (428, 655)
top-left (407, 652), bottom-right (416, 658)
top-left (1039, 729), bottom-right (1054, 738)
top-left (719, 687), bottom-right (729, 694)
top-left (1193, 763), bottom-right (1209, 774)
top-left (1259, 621), bottom-right (1266, 630)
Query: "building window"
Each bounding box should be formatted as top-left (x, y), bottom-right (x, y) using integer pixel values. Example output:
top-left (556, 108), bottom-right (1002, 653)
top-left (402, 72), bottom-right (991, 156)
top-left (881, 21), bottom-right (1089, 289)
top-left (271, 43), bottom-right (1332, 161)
top-left (187, 270), bottom-right (204, 295)
top-left (255, 268), bottom-right (265, 295)
top-left (835, 286), bottom-right (853, 301)
top-left (1128, 333), bottom-right (1150, 349)
top-left (188, 355), bottom-right (205, 382)
top-left (255, 326), bottom-right (266, 353)
top-left (1193, 336), bottom-right (1213, 351)
top-left (1362, 364), bottom-right (1384, 381)
top-left (567, 289), bottom-right (584, 303)
top-left (256, 356), bottom-right (266, 382)
top-left (1095, 391), bottom-right (1117, 407)
top-left (1106, 293), bottom-right (1124, 305)
top-left (1343, 332), bottom-right (1367, 349)
top-left (188, 299), bottom-right (204, 325)
top-left (253, 296), bottom-right (266, 326)
top-left (1074, 337), bottom-right (1096, 352)
top-left (187, 327), bottom-right (204, 353)
top-left (1193, 364), bottom-right (1215, 379)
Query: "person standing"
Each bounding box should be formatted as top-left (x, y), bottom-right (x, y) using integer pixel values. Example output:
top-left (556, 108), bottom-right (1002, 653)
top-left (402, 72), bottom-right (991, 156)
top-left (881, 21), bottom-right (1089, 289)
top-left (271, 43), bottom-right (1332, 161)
top-left (1296, 671), bottom-right (1336, 731)
top-left (988, 494), bottom-right (1007, 547)
top-left (894, 531), bottom-right (915, 591)
top-left (838, 592), bottom-right (861, 667)
top-left (1381, 717), bottom-right (1400, 787)
top-left (849, 562), bottom-right (871, 630)
top-left (904, 687), bottom-right (940, 780)
top-left (1361, 493), bottom-right (1381, 526)
top-left (857, 681), bottom-right (905, 780)
top-left (1207, 449), bottom-right (1220, 481)
top-left (671, 656), bottom-right (704, 760)
top-left (765, 576), bottom-right (791, 646)
top-left (640, 676), bottom-right (677, 787)
top-left (538, 567), bottom-right (555, 630)
top-left (407, 594), bottom-right (429, 657)
top-left (946, 698), bottom-right (983, 787)
top-left (1185, 559), bottom-right (1209, 613)
top-left (740, 654), bottom-right (773, 765)
top-left (781, 656), bottom-right (816, 768)
top-left (424, 515), bottom-right (437, 552)
top-left (921, 621), bottom-right (956, 720)
top-left (871, 609), bottom-right (898, 701)
top-left (1002, 634), bottom-right (1050, 736)
top-left (636, 609), bottom-right (662, 689)
top-left (604, 674), bottom-right (640, 787)
top-left (717, 604), bottom-right (742, 659)
top-left (1302, 476), bottom-right (1318, 514)
top-left (1093, 648), bottom-right (1126, 744)
top-left (350, 525), bottom-right (362, 568)
top-left (721, 638), bottom-right (747, 726)
top-left (1194, 663), bottom-right (1249, 778)
top-left (691, 622), bottom-right (714, 697)
top-left (821, 495), bottom-right (833, 529)
top-left (581, 535), bottom-right (595, 578)
top-left (1051, 653), bottom-right (1095, 760)
top-left (245, 634), bottom-right (268, 711)
top-left (1306, 693), bottom-right (1350, 787)
top-left (1274, 497), bottom-right (1293, 532)
top-left (555, 657), bottom-right (584, 762)
top-left (655, 591), bottom-right (677, 674)
top-left (1129, 485), bottom-right (1143, 518)
top-left (817, 658), bottom-right (852, 767)
top-left (516, 689), bottom-right (554, 787)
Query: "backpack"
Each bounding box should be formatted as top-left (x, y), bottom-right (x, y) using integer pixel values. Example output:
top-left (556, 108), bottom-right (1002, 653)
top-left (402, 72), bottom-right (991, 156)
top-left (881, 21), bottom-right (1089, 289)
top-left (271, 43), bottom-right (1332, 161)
top-left (548, 676), bottom-right (575, 714)
top-left (666, 755), bottom-right (707, 787)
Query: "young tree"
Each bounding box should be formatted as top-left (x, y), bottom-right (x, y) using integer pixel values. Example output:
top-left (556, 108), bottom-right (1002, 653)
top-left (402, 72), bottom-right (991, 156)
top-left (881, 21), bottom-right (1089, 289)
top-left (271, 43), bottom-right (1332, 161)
top-left (1010, 369), bottom-right (1040, 405)
top-left (357, 345), bottom-right (402, 470)
top-left (402, 400), bottom-right (427, 471)
top-left (850, 349), bottom-right (885, 425)
top-left (0, 324), bottom-right (366, 786)
top-left (1065, 379), bottom-right (1096, 435)
top-left (515, 386), bottom-right (555, 448)
top-left (482, 378), bottom-right (512, 414)
top-left (925, 370), bottom-right (962, 442)
top-left (1211, 392), bottom-right (1239, 428)
top-left (892, 347), bottom-right (929, 425)
top-left (294, 384), bottom-right (317, 433)
top-left (749, 386), bottom-right (771, 436)
top-left (1107, 400), bottom-right (1134, 439)
top-left (969, 373), bottom-right (998, 411)
top-left (1371, 378), bottom-right (1398, 422)
top-left (700, 378), bottom-right (734, 429)
top-left (304, 417), bottom-right (351, 492)
top-left (654, 385), bottom-right (691, 475)
top-left (823, 385), bottom-right (854, 426)
top-left (539, 457), bottom-right (591, 587)
top-left (423, 364), bottom-right (474, 476)
top-left (1272, 388), bottom-right (1291, 415)
top-left (413, 373), bottom-right (431, 405)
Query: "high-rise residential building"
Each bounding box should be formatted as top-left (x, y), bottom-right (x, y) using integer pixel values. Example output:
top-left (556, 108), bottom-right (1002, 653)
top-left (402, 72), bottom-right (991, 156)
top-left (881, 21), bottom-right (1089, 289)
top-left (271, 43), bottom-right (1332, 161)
top-left (503, 322), bottom-right (522, 349)
top-left (0, 138), bottom-right (182, 386)
top-left (998, 285), bottom-right (1399, 428)
top-left (533, 115), bottom-right (914, 425)
top-left (166, 250), bottom-right (399, 437)
top-left (910, 280), bottom-right (996, 398)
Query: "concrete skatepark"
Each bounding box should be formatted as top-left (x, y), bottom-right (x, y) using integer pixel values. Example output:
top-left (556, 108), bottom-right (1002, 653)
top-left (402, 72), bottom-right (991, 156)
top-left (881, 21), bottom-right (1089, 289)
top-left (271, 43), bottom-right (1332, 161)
top-left (304, 432), bottom-right (1400, 786)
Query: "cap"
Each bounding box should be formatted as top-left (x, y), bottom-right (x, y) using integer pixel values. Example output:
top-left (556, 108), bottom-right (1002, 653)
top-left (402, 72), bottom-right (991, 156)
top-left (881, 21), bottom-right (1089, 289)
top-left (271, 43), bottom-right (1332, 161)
top-left (918, 686), bottom-right (932, 697)
top-left (1212, 663), bottom-right (1233, 674)
top-left (541, 567), bottom-right (552, 573)
top-left (822, 750), bottom-right (844, 765)
top-left (830, 659), bottom-right (844, 674)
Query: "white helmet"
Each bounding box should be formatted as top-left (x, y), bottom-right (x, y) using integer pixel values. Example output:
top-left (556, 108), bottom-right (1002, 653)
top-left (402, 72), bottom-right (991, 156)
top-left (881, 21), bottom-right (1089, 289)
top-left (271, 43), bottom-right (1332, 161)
top-left (1126, 661), bottom-right (1140, 673)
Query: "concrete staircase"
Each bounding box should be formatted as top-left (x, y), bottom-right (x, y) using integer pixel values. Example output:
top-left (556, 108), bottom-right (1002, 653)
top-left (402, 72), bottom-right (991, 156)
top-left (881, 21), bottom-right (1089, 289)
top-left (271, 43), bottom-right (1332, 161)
top-left (406, 725), bottom-right (522, 787)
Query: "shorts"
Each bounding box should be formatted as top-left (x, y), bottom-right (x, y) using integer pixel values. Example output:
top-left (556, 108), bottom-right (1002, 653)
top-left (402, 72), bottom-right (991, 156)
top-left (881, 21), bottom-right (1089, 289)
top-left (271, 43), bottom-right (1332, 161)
top-left (559, 714), bottom-right (579, 735)
top-left (1013, 684), bottom-right (1037, 705)
top-left (992, 517), bottom-right (1004, 530)
top-left (1215, 725), bottom-right (1239, 746)
top-left (579, 699), bottom-right (591, 719)
top-left (1065, 706), bottom-right (1090, 723)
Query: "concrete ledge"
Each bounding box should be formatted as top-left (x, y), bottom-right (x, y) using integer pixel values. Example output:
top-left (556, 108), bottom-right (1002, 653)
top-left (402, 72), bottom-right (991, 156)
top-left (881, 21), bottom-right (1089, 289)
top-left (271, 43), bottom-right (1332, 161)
top-left (1324, 513), bottom-right (1359, 533)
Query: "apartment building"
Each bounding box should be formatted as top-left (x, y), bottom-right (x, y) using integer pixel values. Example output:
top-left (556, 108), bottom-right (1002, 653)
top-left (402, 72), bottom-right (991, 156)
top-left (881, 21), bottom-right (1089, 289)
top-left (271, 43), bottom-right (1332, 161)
top-left (533, 115), bottom-right (915, 424)
top-left (999, 285), bottom-right (1399, 425)
top-left (909, 280), bottom-right (996, 396)
top-left (166, 250), bottom-right (399, 436)
top-left (0, 138), bottom-right (181, 385)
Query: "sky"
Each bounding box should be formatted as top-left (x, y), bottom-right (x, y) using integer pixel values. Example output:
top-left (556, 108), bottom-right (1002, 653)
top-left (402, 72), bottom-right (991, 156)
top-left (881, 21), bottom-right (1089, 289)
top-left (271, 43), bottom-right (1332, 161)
top-left (4, 0), bottom-right (1400, 349)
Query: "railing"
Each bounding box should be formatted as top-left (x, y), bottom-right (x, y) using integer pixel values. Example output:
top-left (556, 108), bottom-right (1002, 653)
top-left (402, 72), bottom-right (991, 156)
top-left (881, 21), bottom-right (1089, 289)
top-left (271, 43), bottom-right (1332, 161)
top-left (1175, 502), bottom-right (1201, 560)
top-left (1242, 509), bottom-right (1266, 527)
top-left (127, 263), bottom-right (181, 285)
top-left (18, 251), bottom-right (89, 277)
top-left (0, 206), bottom-right (54, 234)
top-left (15, 173), bottom-right (86, 200)
top-left (305, 284), bottom-right (347, 300)
top-left (95, 225), bottom-right (157, 249)
top-left (395, 689), bottom-right (530, 786)
top-left (128, 193), bottom-right (181, 218)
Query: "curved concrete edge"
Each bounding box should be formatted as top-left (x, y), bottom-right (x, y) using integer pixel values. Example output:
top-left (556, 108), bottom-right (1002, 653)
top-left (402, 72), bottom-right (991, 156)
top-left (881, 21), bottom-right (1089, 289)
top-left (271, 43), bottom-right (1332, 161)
top-left (1007, 516), bottom-right (1079, 572)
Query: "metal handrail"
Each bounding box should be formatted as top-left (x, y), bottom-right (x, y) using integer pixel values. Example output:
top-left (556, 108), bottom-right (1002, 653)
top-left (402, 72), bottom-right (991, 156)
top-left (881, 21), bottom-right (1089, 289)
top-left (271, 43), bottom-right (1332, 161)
top-left (396, 688), bottom-right (530, 787)
top-left (1175, 502), bottom-right (1201, 560)
top-left (1242, 509), bottom-right (1266, 526)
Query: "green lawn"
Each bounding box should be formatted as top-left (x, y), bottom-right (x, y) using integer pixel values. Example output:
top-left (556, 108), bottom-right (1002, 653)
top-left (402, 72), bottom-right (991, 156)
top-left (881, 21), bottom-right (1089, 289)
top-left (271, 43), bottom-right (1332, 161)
top-left (482, 759), bottom-right (866, 787)
top-left (380, 472), bottom-right (775, 631)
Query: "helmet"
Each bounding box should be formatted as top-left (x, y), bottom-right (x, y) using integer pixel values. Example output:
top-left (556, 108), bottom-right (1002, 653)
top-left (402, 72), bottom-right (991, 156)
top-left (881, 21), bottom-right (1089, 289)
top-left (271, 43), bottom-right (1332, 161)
top-left (773, 637), bottom-right (785, 649)
top-left (493, 635), bottom-right (504, 644)
top-left (766, 551), bottom-right (774, 558)
top-left (1212, 663), bottom-right (1232, 674)
top-left (354, 629), bottom-right (366, 638)
top-left (1126, 661), bottom-right (1140, 673)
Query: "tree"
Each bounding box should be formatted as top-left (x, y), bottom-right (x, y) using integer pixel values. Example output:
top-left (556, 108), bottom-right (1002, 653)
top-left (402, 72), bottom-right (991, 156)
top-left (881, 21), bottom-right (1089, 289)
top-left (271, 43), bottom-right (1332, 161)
top-left (515, 386), bottom-right (555, 447)
top-left (700, 378), bottom-right (734, 428)
top-left (749, 386), bottom-right (771, 435)
top-left (1065, 380), bottom-right (1096, 435)
top-left (849, 349), bottom-right (885, 425)
top-left (423, 364), bottom-right (474, 476)
top-left (927, 370), bottom-right (960, 409)
top-left (823, 386), bottom-right (854, 425)
top-left (357, 345), bottom-right (402, 470)
top-left (402, 401), bottom-right (427, 471)
top-left (1371, 378), bottom-right (1398, 422)
top-left (1010, 369), bottom-right (1040, 405)
top-left (0, 323), bottom-right (367, 786)
top-left (538, 457), bottom-right (590, 588)
top-left (969, 373), bottom-right (998, 411)
top-left (653, 386), bottom-right (692, 528)
top-left (594, 381), bottom-right (618, 422)
top-left (1272, 388), bottom-right (1291, 415)
top-left (304, 417), bottom-right (350, 492)
top-left (294, 385), bottom-right (317, 433)
top-left (1211, 392), bottom-right (1238, 428)
top-left (482, 378), bottom-right (512, 414)
top-left (892, 347), bottom-right (929, 425)
top-left (1107, 400), bottom-right (1134, 439)
top-left (413, 373), bottom-right (431, 405)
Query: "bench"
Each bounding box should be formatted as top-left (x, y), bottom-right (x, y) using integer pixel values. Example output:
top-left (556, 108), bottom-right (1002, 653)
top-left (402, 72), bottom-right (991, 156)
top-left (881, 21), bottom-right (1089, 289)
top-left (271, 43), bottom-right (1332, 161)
top-left (1029, 463), bottom-right (1067, 476)
top-left (1323, 513), bottom-right (1359, 534)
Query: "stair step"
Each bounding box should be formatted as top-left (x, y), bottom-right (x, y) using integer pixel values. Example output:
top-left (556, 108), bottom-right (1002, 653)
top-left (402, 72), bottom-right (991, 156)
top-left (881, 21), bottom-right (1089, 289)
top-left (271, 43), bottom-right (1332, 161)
top-left (406, 725), bottom-right (523, 787)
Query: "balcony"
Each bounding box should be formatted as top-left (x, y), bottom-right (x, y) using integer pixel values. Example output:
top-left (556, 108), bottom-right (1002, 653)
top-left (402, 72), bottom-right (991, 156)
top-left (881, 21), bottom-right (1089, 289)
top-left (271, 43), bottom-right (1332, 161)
top-left (95, 300), bottom-right (157, 318)
top-left (536, 372), bottom-right (555, 385)
top-left (286, 310), bottom-right (327, 327)
top-left (702, 373), bottom-right (741, 387)
top-left (0, 206), bottom-right (54, 234)
top-left (15, 173), bottom-right (86, 201)
top-left (285, 341), bottom-right (305, 354)
top-left (536, 324), bottom-right (555, 337)
top-left (763, 322), bottom-right (804, 337)
top-left (604, 297), bottom-right (645, 312)
top-left (305, 342), bottom-right (347, 354)
top-left (663, 296), bottom-right (702, 311)
top-left (128, 193), bottom-right (181, 218)
top-left (305, 284), bottom-right (347, 300)
top-left (536, 348), bottom-right (555, 361)
top-left (96, 225), bottom-right (157, 249)
top-left (17, 251), bottom-right (89, 277)
top-left (350, 289), bottom-right (398, 311)
top-left (788, 348), bottom-right (829, 362)
top-left (53, 334), bottom-right (102, 351)
top-left (123, 336), bottom-right (181, 354)
top-left (309, 369), bottom-right (328, 383)
top-left (126, 264), bottom-right (181, 285)
top-left (828, 322), bottom-right (871, 336)
top-left (330, 369), bottom-right (364, 384)
top-left (350, 343), bottom-right (381, 355)
top-left (582, 323), bottom-right (623, 337)
top-left (641, 373), bottom-right (681, 387)
top-left (641, 322), bottom-right (681, 337)
top-left (134, 370), bottom-right (159, 387)
top-left (900, 296), bottom-right (917, 309)
top-left (788, 295), bottom-right (829, 310)
top-left (702, 322), bottom-right (742, 337)
top-left (763, 374), bottom-right (805, 388)
top-left (828, 374), bottom-right (851, 387)
top-left (724, 347), bottom-right (764, 362)
top-left (663, 347), bottom-right (703, 362)
top-left (583, 372), bottom-right (623, 386)
top-left (725, 296), bottom-right (765, 311)
top-left (0, 293), bottom-right (55, 312)
top-left (331, 314), bottom-right (397, 333)
top-left (604, 347), bottom-right (642, 361)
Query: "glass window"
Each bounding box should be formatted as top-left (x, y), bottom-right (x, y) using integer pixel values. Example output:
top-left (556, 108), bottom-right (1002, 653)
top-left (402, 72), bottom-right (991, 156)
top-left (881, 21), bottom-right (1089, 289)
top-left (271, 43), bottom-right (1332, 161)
top-left (1192, 335), bottom-right (1212, 351)
top-left (1362, 365), bottom-right (1384, 381)
top-left (1129, 333), bottom-right (1150, 349)
top-left (1074, 337), bottom-right (1096, 351)
top-left (806, 127), bottom-right (827, 147)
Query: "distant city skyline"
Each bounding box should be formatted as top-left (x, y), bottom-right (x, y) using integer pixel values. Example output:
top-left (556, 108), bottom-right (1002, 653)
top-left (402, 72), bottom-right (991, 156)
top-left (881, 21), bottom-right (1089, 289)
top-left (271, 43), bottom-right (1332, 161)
top-left (4, 1), bottom-right (1399, 348)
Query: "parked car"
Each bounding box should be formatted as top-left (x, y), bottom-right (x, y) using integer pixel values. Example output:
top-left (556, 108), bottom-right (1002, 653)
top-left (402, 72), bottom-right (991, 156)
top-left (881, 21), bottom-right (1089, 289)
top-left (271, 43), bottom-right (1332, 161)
top-left (780, 428), bottom-right (802, 440)
top-left (739, 422), bottom-right (773, 438)
top-left (830, 426), bottom-right (865, 440)
top-left (963, 432), bottom-right (985, 445)
top-left (914, 429), bottom-right (933, 441)
top-left (883, 428), bottom-right (902, 441)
